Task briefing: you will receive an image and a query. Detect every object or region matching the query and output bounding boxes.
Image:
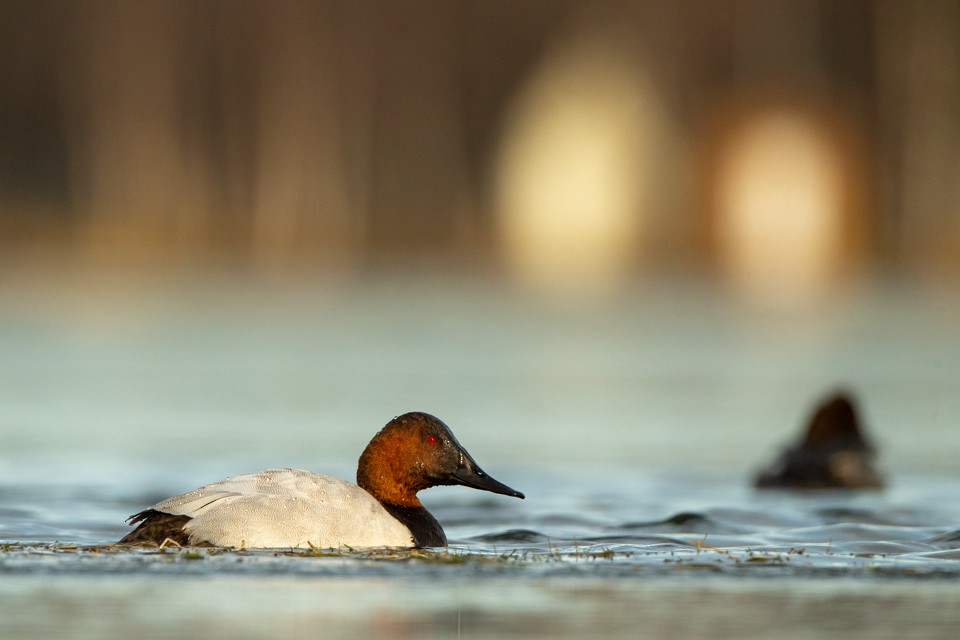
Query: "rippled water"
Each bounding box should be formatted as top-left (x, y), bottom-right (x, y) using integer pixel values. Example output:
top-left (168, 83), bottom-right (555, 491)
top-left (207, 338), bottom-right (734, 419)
top-left (1, 271), bottom-right (959, 638)
top-left (3, 466), bottom-right (960, 639)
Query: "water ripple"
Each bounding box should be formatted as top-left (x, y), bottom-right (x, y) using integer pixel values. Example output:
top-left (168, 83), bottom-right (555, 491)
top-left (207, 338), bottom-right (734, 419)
top-left (1, 472), bottom-right (959, 579)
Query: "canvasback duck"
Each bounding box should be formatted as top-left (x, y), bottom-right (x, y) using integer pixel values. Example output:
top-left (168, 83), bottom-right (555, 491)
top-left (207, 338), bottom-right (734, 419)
top-left (118, 412), bottom-right (524, 548)
top-left (755, 391), bottom-right (884, 490)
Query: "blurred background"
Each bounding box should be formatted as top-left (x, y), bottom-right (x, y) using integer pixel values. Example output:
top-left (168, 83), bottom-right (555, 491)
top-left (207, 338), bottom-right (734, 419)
top-left (1, 0), bottom-right (959, 483)
top-left (3, 0), bottom-right (960, 283)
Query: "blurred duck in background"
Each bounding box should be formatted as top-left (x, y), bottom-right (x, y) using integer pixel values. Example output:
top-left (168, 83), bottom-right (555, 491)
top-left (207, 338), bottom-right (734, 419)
top-left (755, 391), bottom-right (884, 490)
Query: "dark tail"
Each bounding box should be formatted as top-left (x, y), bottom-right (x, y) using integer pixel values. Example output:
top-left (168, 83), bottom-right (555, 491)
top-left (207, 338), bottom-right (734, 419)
top-left (116, 509), bottom-right (195, 546)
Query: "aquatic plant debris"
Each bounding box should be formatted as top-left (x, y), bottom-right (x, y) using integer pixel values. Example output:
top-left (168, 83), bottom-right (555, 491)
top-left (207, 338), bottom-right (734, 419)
top-left (1, 540), bottom-right (958, 579)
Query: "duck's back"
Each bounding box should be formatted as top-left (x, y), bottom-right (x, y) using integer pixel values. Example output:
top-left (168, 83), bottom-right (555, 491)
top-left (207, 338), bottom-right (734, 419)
top-left (141, 468), bottom-right (415, 548)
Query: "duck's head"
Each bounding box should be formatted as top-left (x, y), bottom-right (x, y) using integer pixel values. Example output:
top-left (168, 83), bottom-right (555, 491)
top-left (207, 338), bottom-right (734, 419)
top-left (357, 412), bottom-right (525, 507)
top-left (802, 392), bottom-right (872, 451)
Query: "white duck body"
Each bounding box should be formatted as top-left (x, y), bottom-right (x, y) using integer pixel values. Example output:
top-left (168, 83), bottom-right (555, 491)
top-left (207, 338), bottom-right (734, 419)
top-left (150, 468), bottom-right (415, 549)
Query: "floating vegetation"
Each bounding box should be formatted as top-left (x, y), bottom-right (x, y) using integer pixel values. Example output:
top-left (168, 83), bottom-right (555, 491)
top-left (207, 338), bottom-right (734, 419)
top-left (0, 539), bottom-right (907, 576)
top-left (2, 502), bottom-right (958, 581)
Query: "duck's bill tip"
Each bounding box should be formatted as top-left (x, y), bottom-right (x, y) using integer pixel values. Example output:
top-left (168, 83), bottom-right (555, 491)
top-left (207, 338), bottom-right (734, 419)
top-left (452, 467), bottom-right (524, 500)
top-left (492, 484), bottom-right (525, 500)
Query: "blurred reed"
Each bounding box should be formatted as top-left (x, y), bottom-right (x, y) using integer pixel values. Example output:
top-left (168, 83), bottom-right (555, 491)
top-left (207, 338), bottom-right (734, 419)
top-left (0, 0), bottom-right (958, 294)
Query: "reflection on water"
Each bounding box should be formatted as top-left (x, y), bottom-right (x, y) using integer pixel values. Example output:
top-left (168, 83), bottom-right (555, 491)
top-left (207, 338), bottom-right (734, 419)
top-left (1, 271), bottom-right (959, 638)
top-left (1, 573), bottom-right (956, 640)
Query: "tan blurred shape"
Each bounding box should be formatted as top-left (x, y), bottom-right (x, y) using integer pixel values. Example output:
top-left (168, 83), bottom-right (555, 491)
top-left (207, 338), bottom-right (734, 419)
top-left (494, 33), bottom-right (672, 295)
top-left (701, 98), bottom-right (870, 304)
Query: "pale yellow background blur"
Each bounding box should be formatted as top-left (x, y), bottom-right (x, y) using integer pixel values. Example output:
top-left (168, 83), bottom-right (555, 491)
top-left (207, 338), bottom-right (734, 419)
top-left (2, 1), bottom-right (959, 301)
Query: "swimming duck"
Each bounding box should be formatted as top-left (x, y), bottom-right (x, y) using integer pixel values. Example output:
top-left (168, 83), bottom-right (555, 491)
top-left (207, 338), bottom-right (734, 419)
top-left (118, 412), bottom-right (524, 548)
top-left (755, 391), bottom-right (884, 489)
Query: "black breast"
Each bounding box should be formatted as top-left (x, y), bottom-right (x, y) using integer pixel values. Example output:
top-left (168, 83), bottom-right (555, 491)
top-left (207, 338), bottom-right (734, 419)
top-left (378, 503), bottom-right (447, 548)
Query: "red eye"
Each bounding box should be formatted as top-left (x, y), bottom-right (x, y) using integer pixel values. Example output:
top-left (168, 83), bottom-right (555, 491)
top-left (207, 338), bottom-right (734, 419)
top-left (426, 436), bottom-right (438, 444)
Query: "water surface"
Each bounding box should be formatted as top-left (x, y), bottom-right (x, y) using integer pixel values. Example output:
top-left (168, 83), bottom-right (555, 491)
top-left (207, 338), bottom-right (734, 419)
top-left (1, 271), bottom-right (959, 638)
